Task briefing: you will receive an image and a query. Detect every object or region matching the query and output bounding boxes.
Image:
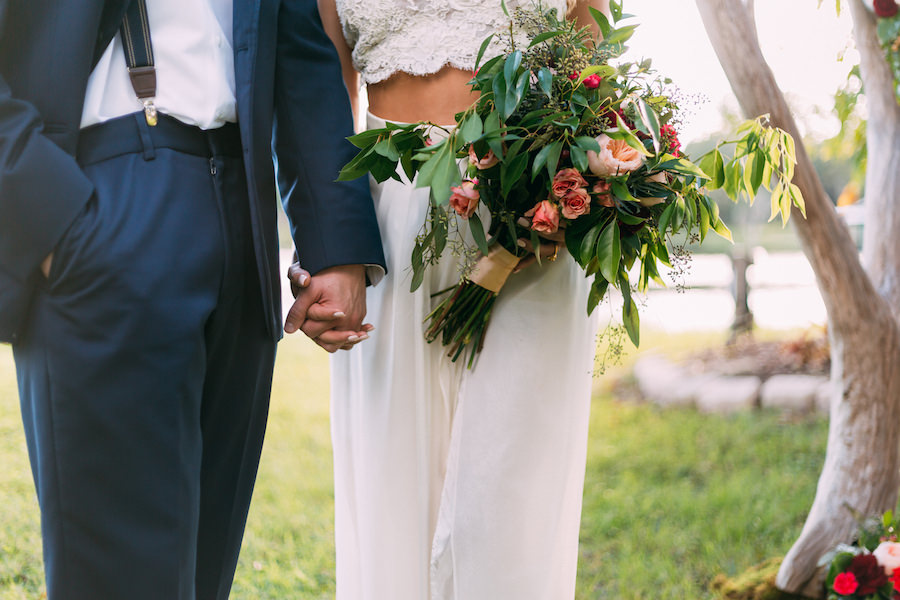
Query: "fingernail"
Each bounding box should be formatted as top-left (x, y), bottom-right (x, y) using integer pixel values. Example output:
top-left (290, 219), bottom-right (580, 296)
top-left (358, 333), bottom-right (369, 341)
top-left (347, 335), bottom-right (360, 342)
top-left (284, 324), bottom-right (296, 333)
top-left (299, 274), bottom-right (309, 286)
top-left (363, 325), bottom-right (375, 332)
top-left (333, 311), bottom-right (346, 318)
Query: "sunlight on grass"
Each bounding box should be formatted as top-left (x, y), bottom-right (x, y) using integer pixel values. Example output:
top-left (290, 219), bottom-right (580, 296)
top-left (0, 329), bottom-right (828, 599)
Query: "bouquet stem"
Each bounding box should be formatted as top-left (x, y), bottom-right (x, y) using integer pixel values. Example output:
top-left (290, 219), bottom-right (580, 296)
top-left (424, 244), bottom-right (519, 368)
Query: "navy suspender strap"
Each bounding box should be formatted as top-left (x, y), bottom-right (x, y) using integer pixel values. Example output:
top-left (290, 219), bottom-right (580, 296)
top-left (120, 0), bottom-right (158, 126)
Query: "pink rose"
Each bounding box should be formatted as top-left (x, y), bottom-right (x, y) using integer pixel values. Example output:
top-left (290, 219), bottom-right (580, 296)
top-left (449, 180), bottom-right (480, 219)
top-left (468, 146), bottom-right (499, 169)
top-left (525, 200), bottom-right (560, 234)
top-left (551, 168), bottom-right (588, 199)
top-left (583, 74), bottom-right (601, 89)
top-left (592, 180), bottom-right (615, 208)
top-left (587, 134), bottom-right (645, 176)
top-left (875, 541), bottom-right (900, 575)
top-left (560, 188), bottom-right (591, 220)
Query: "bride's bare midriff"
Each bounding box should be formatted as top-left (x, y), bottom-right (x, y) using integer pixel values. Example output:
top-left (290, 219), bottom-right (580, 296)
top-left (365, 66), bottom-right (479, 125)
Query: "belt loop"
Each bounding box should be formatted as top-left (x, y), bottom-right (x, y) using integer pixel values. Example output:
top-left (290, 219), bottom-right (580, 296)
top-left (134, 113), bottom-right (156, 161)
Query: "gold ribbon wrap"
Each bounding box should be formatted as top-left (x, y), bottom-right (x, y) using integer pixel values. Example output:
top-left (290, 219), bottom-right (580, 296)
top-left (468, 245), bottom-right (520, 293)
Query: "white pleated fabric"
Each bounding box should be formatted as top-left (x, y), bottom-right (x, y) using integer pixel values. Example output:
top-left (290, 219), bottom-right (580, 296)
top-left (329, 113), bottom-right (600, 600)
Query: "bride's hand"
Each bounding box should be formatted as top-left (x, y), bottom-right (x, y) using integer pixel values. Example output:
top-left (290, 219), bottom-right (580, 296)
top-left (513, 217), bottom-right (565, 272)
top-left (513, 237), bottom-right (562, 273)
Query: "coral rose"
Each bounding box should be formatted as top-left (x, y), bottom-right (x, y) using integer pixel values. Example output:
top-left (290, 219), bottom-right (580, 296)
top-left (551, 168), bottom-right (588, 199)
top-left (592, 180), bottom-right (615, 208)
top-left (833, 571), bottom-right (858, 595)
top-left (449, 180), bottom-right (480, 219)
top-left (875, 541), bottom-right (900, 575)
top-left (468, 145), bottom-right (499, 169)
top-left (560, 188), bottom-right (591, 220)
top-left (587, 134), bottom-right (644, 176)
top-left (874, 0), bottom-right (899, 18)
top-left (525, 200), bottom-right (560, 234)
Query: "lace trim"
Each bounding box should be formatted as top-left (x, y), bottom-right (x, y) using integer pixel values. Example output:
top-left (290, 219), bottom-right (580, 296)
top-left (337, 0), bottom-right (569, 85)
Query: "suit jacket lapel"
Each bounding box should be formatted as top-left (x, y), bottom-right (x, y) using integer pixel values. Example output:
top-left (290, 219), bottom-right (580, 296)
top-left (92, 0), bottom-right (131, 68)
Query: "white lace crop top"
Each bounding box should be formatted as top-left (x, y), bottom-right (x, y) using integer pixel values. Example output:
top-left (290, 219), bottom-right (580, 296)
top-left (335, 0), bottom-right (570, 85)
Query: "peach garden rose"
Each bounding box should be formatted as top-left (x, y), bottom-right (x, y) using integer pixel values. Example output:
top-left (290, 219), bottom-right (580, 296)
top-left (874, 541), bottom-right (900, 575)
top-left (587, 133), bottom-right (644, 177)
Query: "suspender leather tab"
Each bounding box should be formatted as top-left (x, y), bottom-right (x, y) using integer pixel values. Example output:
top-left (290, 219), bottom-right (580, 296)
top-left (120, 0), bottom-right (158, 126)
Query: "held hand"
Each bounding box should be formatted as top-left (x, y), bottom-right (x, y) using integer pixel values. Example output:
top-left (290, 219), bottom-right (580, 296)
top-left (513, 237), bottom-right (562, 273)
top-left (41, 253), bottom-right (53, 278)
top-left (284, 263), bottom-right (372, 352)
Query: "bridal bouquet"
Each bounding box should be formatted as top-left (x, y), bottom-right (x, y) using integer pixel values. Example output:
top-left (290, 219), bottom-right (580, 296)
top-left (339, 1), bottom-right (804, 367)
top-left (821, 510), bottom-right (900, 599)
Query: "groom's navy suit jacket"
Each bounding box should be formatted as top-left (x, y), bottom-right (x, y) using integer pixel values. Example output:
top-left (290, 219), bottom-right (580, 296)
top-left (0, 0), bottom-right (385, 342)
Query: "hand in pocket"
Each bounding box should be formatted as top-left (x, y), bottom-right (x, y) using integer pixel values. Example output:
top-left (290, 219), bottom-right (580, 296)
top-left (41, 253), bottom-right (53, 278)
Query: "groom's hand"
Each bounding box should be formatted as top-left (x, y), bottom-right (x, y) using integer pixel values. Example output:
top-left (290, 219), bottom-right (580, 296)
top-left (284, 263), bottom-right (372, 352)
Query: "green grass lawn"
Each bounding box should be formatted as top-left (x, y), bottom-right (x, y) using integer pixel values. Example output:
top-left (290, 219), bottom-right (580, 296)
top-left (0, 330), bottom-right (828, 599)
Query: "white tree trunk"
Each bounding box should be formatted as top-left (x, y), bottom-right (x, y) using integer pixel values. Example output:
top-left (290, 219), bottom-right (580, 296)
top-left (694, 0), bottom-right (900, 596)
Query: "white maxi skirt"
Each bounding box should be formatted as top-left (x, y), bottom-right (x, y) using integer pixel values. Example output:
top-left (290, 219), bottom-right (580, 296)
top-left (330, 113), bottom-right (600, 600)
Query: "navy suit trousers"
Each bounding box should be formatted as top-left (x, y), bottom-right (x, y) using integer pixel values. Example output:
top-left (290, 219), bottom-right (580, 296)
top-left (13, 113), bottom-right (277, 600)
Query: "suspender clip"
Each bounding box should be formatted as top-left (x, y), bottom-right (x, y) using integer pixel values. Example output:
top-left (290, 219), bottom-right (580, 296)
top-left (142, 98), bottom-right (158, 127)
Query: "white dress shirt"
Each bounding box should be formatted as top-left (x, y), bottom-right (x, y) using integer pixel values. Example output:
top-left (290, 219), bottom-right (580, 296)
top-left (81, 0), bottom-right (235, 130)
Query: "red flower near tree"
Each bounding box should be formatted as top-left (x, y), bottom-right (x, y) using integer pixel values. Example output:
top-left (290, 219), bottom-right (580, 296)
top-left (849, 553), bottom-right (889, 595)
top-left (833, 571), bottom-right (859, 595)
top-left (874, 0), bottom-right (899, 18)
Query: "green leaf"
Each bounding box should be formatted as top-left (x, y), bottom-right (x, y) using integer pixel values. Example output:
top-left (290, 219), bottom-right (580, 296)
top-left (634, 98), bottom-right (661, 154)
top-left (459, 112), bottom-right (483, 143)
top-left (657, 202), bottom-right (675, 235)
top-left (474, 33), bottom-right (495, 70)
top-left (622, 295), bottom-right (640, 346)
top-left (596, 220), bottom-right (621, 284)
top-left (492, 75), bottom-right (508, 122)
top-left (532, 143), bottom-right (552, 180)
top-left (590, 6), bottom-right (612, 39)
top-left (348, 128), bottom-right (389, 149)
top-left (698, 198), bottom-right (710, 242)
top-left (537, 67), bottom-right (553, 98)
top-left (612, 181), bottom-right (639, 203)
top-left (575, 136), bottom-right (602, 153)
top-left (570, 145), bottom-right (588, 172)
top-left (504, 51), bottom-right (523, 89)
top-left (484, 110), bottom-right (501, 134)
top-left (587, 277), bottom-right (609, 315)
top-left (410, 241), bottom-right (425, 292)
top-left (789, 182), bottom-right (806, 218)
top-left (468, 212), bottom-right (490, 256)
top-left (546, 140), bottom-right (563, 178)
top-left (529, 30), bottom-right (565, 47)
top-left (374, 137), bottom-right (400, 161)
top-left (501, 152), bottom-right (529, 197)
top-left (604, 24), bottom-right (637, 45)
top-left (578, 222), bottom-right (604, 267)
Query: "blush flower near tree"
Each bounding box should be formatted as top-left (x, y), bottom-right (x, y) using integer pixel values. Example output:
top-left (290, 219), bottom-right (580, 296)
top-left (823, 510), bottom-right (900, 599)
top-left (339, 0), bottom-right (804, 366)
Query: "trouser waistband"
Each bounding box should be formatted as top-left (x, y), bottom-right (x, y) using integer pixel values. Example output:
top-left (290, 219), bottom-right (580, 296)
top-left (76, 112), bottom-right (243, 166)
